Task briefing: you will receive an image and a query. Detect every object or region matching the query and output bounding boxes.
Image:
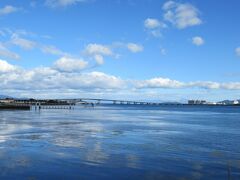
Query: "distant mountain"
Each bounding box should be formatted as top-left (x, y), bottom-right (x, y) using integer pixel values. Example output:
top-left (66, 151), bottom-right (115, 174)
top-left (218, 100), bottom-right (240, 105)
top-left (0, 95), bottom-right (13, 99)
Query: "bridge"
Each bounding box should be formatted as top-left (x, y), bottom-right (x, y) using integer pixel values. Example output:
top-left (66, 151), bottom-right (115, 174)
top-left (0, 98), bottom-right (185, 111)
top-left (59, 98), bottom-right (162, 106)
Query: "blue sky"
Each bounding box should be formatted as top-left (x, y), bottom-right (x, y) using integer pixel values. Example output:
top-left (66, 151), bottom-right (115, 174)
top-left (0, 0), bottom-right (240, 101)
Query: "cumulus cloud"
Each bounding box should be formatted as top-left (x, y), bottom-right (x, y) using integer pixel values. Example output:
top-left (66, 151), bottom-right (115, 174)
top-left (0, 60), bottom-right (125, 92)
top-left (144, 18), bottom-right (167, 37)
top-left (84, 43), bottom-right (113, 65)
top-left (1, 59), bottom-right (240, 98)
top-left (236, 47), bottom-right (240, 57)
top-left (144, 18), bottom-right (167, 29)
top-left (136, 77), bottom-right (240, 90)
top-left (0, 59), bottom-right (18, 73)
top-left (45, 0), bottom-right (86, 8)
top-left (0, 43), bottom-right (20, 59)
top-left (0, 5), bottom-right (19, 16)
top-left (163, 1), bottom-right (202, 29)
top-left (84, 42), bottom-right (144, 64)
top-left (74, 71), bottom-right (126, 89)
top-left (192, 36), bottom-right (204, 46)
top-left (127, 43), bottom-right (143, 53)
top-left (54, 56), bottom-right (88, 72)
top-left (136, 77), bottom-right (184, 89)
top-left (85, 43), bottom-right (113, 56)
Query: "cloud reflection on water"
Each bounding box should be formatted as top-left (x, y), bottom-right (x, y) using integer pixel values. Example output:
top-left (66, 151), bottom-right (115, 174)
top-left (0, 124), bottom-right (32, 143)
top-left (0, 105), bottom-right (239, 179)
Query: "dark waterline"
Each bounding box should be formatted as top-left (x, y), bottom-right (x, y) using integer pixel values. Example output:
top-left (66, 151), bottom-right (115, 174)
top-left (0, 105), bottom-right (239, 179)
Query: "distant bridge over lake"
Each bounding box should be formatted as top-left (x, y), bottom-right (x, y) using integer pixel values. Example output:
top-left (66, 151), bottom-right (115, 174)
top-left (59, 98), bottom-right (168, 106)
top-left (0, 98), bottom-right (183, 110)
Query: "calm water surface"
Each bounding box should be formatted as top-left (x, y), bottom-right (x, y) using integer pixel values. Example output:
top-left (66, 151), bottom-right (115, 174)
top-left (0, 105), bottom-right (239, 179)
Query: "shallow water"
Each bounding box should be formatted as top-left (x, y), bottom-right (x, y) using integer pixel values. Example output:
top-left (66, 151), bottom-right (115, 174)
top-left (0, 105), bottom-right (239, 179)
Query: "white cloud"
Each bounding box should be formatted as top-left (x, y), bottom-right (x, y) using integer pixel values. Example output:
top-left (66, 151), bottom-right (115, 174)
top-left (163, 1), bottom-right (202, 29)
top-left (235, 47), bottom-right (240, 57)
top-left (84, 43), bottom-right (114, 65)
top-left (45, 0), bottom-right (86, 7)
top-left (144, 18), bottom-right (167, 29)
top-left (136, 78), bottom-right (240, 90)
top-left (127, 43), bottom-right (143, 53)
top-left (144, 18), bottom-right (167, 37)
top-left (84, 42), bottom-right (143, 65)
top-left (94, 54), bottom-right (104, 65)
top-left (0, 43), bottom-right (20, 60)
top-left (0, 59), bottom-right (18, 73)
top-left (85, 43), bottom-right (113, 56)
top-left (10, 34), bottom-right (36, 50)
top-left (54, 56), bottom-right (88, 72)
top-left (192, 36), bottom-right (204, 46)
top-left (150, 30), bottom-right (162, 37)
top-left (73, 71), bottom-right (126, 89)
top-left (1, 29), bottom-right (70, 57)
top-left (162, 1), bottom-right (176, 10)
top-left (0, 5), bottom-right (19, 16)
top-left (41, 45), bottom-right (67, 56)
top-left (189, 81), bottom-right (220, 89)
top-left (163, 10), bottom-right (175, 24)
top-left (0, 60), bottom-right (126, 93)
top-left (2, 60), bottom-right (240, 98)
top-left (136, 77), bottom-right (184, 89)
top-left (221, 82), bottom-right (240, 90)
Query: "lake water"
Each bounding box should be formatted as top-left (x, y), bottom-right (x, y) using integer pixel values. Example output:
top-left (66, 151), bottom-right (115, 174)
top-left (0, 105), bottom-right (239, 179)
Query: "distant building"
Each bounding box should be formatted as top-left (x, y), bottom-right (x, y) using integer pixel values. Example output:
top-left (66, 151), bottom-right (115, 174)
top-left (0, 98), bottom-right (15, 104)
top-left (233, 100), bottom-right (239, 105)
top-left (218, 100), bottom-right (240, 105)
top-left (188, 100), bottom-right (207, 105)
top-left (206, 102), bottom-right (217, 105)
top-left (188, 100), bottom-right (195, 105)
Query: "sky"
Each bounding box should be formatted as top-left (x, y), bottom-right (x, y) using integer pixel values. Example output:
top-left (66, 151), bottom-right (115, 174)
top-left (0, 0), bottom-right (240, 102)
